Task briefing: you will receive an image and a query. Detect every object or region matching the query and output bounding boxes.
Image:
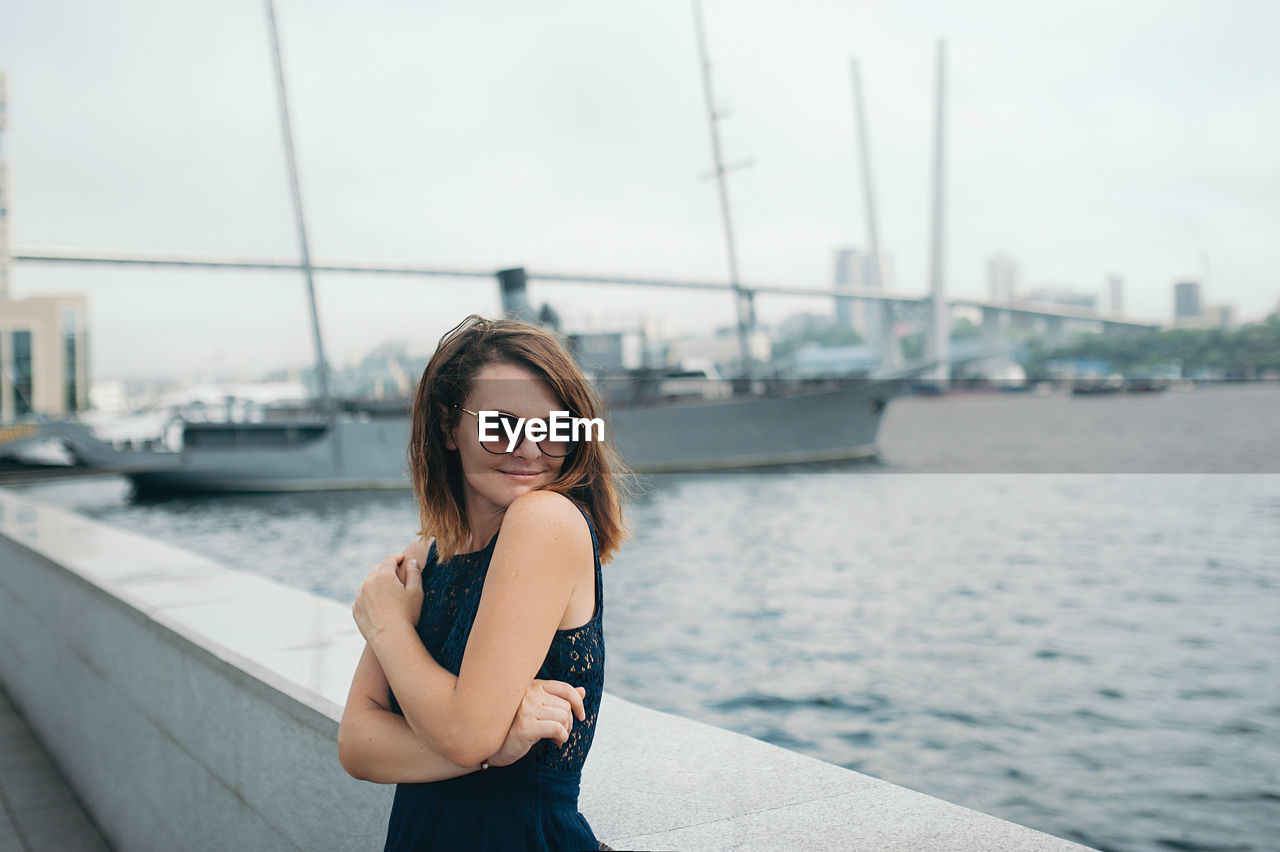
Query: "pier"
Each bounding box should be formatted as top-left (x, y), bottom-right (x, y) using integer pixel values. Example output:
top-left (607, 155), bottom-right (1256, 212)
top-left (0, 486), bottom-right (1095, 850)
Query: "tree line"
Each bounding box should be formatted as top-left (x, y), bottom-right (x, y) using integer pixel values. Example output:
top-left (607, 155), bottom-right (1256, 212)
top-left (1024, 311), bottom-right (1280, 379)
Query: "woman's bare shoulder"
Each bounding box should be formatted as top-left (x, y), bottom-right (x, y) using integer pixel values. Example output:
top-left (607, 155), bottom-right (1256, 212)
top-left (402, 535), bottom-right (435, 564)
top-left (507, 490), bottom-right (585, 523)
top-left (504, 491), bottom-right (590, 549)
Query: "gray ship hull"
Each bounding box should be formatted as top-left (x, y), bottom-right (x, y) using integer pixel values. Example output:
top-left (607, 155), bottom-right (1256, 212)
top-left (57, 379), bottom-right (895, 494)
top-left (608, 380), bottom-right (888, 472)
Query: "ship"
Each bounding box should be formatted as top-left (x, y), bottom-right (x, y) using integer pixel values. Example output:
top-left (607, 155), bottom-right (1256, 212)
top-left (33, 370), bottom-right (901, 494)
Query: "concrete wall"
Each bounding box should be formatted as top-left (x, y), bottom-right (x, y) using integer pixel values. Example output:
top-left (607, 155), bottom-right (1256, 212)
top-left (0, 487), bottom-right (1094, 851)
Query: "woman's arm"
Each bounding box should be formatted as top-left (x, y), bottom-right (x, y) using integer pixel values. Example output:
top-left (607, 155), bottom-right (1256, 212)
top-left (356, 490), bottom-right (592, 768)
top-left (341, 526), bottom-right (589, 783)
top-left (338, 643), bottom-right (479, 783)
top-left (339, 643), bottom-right (587, 783)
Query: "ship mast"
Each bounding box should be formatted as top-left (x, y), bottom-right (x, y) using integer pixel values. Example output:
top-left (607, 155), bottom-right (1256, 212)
top-left (264, 0), bottom-right (334, 415)
top-left (690, 0), bottom-right (755, 386)
top-left (925, 39), bottom-right (950, 383)
top-left (849, 58), bottom-right (895, 368)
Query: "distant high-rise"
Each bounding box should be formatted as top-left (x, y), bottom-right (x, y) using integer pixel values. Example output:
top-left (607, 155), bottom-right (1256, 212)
top-left (1174, 280), bottom-right (1202, 325)
top-left (1204, 304), bottom-right (1234, 328)
top-left (986, 254), bottom-right (1019, 303)
top-left (833, 247), bottom-right (892, 336)
top-left (833, 248), bottom-right (860, 331)
top-left (1108, 275), bottom-right (1123, 314)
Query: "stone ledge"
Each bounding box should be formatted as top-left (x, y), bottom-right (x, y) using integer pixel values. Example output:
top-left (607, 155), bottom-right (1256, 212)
top-left (0, 487), bottom-right (1094, 851)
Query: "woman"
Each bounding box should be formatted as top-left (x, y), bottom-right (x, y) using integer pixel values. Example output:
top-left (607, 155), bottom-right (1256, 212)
top-left (338, 314), bottom-right (630, 851)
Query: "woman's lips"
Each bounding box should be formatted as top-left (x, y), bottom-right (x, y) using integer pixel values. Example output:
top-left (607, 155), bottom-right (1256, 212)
top-left (501, 470), bottom-right (541, 480)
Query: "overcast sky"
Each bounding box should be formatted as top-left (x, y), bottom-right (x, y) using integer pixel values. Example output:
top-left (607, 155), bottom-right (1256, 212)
top-left (3, 0), bottom-right (1278, 381)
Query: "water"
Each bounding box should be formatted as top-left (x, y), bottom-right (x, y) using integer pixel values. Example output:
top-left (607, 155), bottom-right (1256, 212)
top-left (872, 382), bottom-right (1280, 473)
top-left (13, 384), bottom-right (1280, 852)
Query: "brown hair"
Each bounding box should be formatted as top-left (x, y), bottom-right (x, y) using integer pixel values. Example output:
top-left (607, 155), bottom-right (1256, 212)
top-left (409, 314), bottom-right (633, 563)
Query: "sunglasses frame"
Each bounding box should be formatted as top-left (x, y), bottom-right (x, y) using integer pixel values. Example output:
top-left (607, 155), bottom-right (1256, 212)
top-left (454, 406), bottom-right (577, 458)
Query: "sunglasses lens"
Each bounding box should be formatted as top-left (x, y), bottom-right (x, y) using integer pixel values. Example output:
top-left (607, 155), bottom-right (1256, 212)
top-left (502, 413), bottom-right (525, 453)
top-left (541, 437), bottom-right (576, 457)
top-left (476, 412), bottom-right (515, 454)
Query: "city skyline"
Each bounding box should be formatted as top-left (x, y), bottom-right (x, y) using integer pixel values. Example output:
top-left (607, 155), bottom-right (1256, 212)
top-left (2, 0), bottom-right (1277, 380)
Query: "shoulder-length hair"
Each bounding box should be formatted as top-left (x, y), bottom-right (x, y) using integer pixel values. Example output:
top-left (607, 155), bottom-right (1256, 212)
top-left (409, 314), bottom-right (633, 563)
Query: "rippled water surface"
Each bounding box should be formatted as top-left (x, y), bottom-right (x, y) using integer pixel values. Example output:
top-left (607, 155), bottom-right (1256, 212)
top-left (14, 386), bottom-right (1280, 852)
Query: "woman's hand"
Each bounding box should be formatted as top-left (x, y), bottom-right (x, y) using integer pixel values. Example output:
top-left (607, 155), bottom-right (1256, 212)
top-left (401, 537), bottom-right (433, 574)
top-left (484, 680), bottom-right (588, 768)
top-left (353, 554), bottom-right (425, 641)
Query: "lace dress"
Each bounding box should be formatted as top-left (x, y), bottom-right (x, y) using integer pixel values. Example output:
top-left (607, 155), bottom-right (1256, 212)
top-left (382, 500), bottom-right (606, 851)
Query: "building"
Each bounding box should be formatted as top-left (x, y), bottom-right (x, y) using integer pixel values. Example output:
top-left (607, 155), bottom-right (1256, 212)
top-left (986, 254), bottom-right (1019, 304)
top-left (667, 326), bottom-right (771, 374)
top-left (1174, 280), bottom-right (1202, 326)
top-left (774, 311), bottom-right (834, 340)
top-left (0, 294), bottom-right (90, 421)
top-left (832, 247), bottom-right (893, 336)
top-left (1107, 274), bottom-right (1123, 314)
top-left (565, 329), bottom-right (646, 374)
top-left (1203, 304), bottom-right (1234, 329)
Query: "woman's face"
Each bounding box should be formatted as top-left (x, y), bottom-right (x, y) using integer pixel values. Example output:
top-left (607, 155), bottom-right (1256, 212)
top-left (446, 360), bottom-right (569, 517)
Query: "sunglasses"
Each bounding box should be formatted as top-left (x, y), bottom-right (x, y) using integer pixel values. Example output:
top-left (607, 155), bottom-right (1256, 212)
top-left (454, 406), bottom-right (577, 458)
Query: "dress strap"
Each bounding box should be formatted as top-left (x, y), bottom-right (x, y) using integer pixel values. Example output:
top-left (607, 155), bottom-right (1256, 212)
top-left (571, 501), bottom-right (604, 621)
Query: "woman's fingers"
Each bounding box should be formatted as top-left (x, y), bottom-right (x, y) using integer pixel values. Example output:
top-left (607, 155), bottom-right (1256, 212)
top-left (521, 679), bottom-right (589, 749)
top-left (514, 704), bottom-right (570, 746)
top-left (525, 696), bottom-right (571, 729)
top-left (539, 680), bottom-right (587, 722)
top-left (534, 719), bottom-right (569, 746)
top-left (375, 553), bottom-right (405, 585)
top-left (525, 690), bottom-right (573, 738)
top-left (547, 702), bottom-right (572, 731)
top-left (402, 537), bottom-right (432, 569)
top-left (404, 560), bottom-right (423, 594)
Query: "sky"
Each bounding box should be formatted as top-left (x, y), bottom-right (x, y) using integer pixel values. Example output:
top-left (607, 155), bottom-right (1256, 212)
top-left (2, 0), bottom-right (1278, 381)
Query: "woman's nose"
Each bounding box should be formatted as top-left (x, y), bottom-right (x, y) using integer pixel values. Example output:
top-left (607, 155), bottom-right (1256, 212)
top-left (512, 432), bottom-right (543, 460)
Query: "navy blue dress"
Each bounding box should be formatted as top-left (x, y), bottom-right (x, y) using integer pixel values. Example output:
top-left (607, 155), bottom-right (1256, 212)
top-left (383, 500), bottom-right (605, 851)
